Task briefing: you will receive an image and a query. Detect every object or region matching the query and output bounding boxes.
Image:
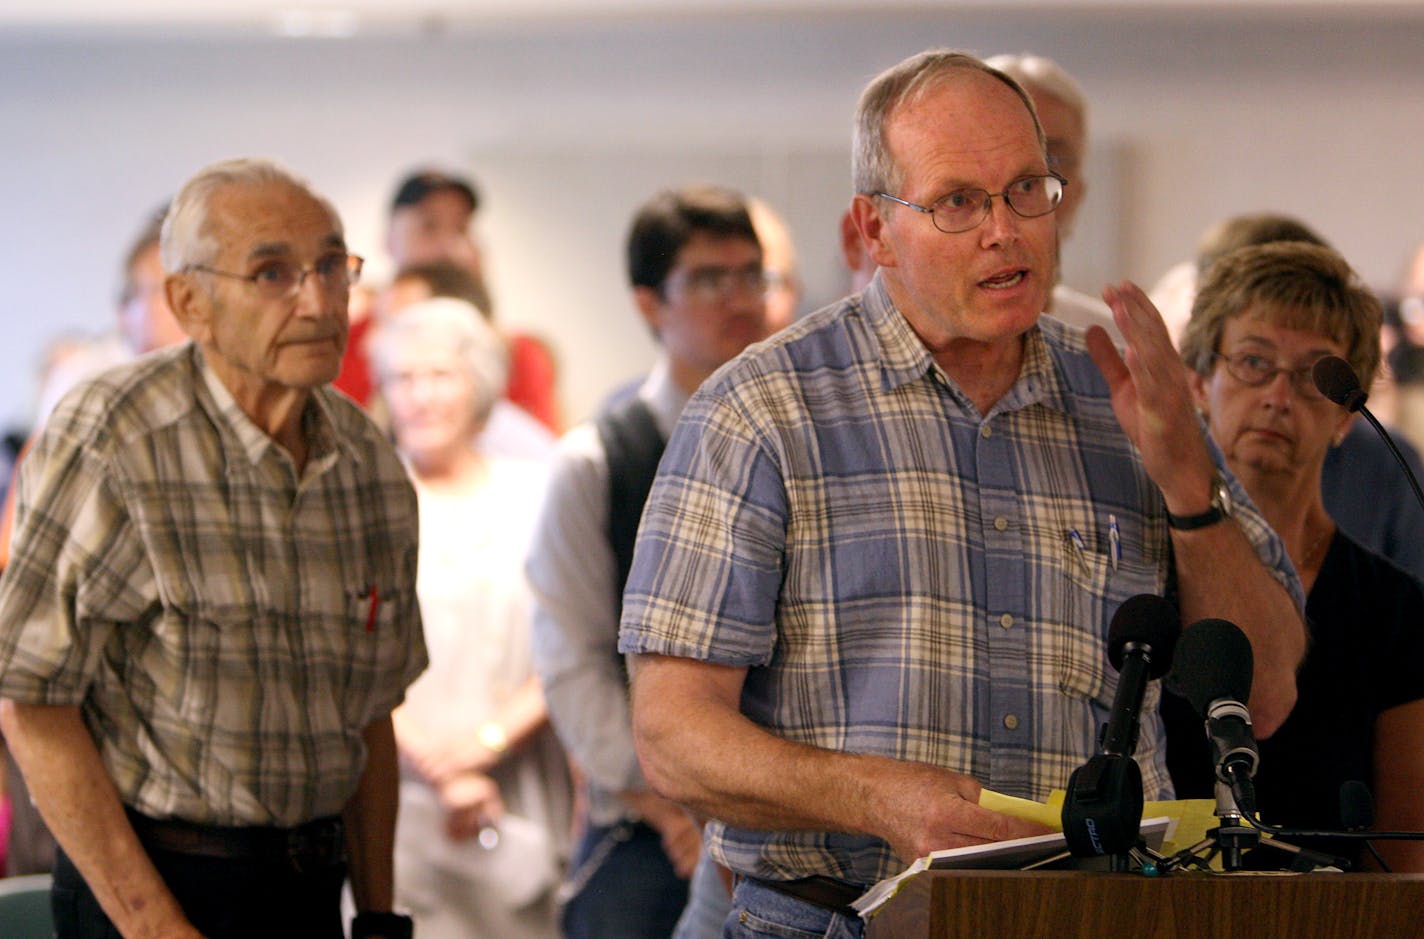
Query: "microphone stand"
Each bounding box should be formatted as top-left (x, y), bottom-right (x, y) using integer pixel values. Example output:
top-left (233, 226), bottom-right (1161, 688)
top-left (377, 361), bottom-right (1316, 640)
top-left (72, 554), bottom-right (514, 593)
top-left (1355, 405), bottom-right (1424, 514)
top-left (1160, 778), bottom-right (1351, 874)
top-left (1314, 354), bottom-right (1424, 513)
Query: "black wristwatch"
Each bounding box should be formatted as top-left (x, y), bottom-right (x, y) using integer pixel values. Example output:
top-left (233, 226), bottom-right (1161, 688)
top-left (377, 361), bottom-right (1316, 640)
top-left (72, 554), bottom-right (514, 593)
top-left (1165, 474), bottom-right (1232, 531)
top-left (351, 911), bottom-right (414, 939)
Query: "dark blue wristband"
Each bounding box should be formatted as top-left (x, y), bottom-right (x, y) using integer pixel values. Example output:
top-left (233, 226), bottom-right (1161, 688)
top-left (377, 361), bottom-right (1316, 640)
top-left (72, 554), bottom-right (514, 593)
top-left (351, 911), bottom-right (413, 939)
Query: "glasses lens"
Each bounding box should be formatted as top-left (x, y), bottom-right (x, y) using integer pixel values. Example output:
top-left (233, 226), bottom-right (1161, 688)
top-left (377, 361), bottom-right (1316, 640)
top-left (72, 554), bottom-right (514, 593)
top-left (1294, 362), bottom-right (1325, 398)
top-left (312, 253), bottom-right (359, 291)
top-left (1223, 353), bottom-right (1324, 398)
top-left (681, 266), bottom-right (765, 298)
top-left (931, 190), bottom-right (990, 233)
top-left (1004, 176), bottom-right (1063, 219)
top-left (742, 269), bottom-right (770, 294)
top-left (254, 262), bottom-right (299, 300)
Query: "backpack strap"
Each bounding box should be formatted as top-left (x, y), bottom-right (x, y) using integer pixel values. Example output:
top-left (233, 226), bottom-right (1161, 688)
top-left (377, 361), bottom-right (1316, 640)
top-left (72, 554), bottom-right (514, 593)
top-left (594, 397), bottom-right (668, 598)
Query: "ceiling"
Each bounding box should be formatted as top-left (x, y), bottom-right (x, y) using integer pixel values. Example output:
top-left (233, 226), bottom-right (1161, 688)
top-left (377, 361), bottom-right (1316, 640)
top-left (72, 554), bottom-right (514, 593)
top-left (5, 0), bottom-right (1424, 41)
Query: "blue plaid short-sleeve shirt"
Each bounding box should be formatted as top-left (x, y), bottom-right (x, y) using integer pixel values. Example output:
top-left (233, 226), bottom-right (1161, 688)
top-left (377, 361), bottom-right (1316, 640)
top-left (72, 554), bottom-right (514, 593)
top-left (619, 277), bottom-right (1295, 886)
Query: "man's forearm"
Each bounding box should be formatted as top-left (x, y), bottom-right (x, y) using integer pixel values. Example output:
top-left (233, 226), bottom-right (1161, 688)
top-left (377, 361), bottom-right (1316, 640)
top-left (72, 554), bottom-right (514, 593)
top-left (629, 656), bottom-right (869, 834)
top-left (628, 655), bottom-right (1047, 863)
top-left (0, 700), bottom-right (196, 938)
top-left (1172, 522), bottom-right (1305, 736)
top-left (344, 715), bottom-right (399, 913)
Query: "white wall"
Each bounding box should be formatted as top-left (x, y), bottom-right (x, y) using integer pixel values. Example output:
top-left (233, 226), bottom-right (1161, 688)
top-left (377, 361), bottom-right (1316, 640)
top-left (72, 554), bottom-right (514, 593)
top-left (3, 8), bottom-right (1424, 431)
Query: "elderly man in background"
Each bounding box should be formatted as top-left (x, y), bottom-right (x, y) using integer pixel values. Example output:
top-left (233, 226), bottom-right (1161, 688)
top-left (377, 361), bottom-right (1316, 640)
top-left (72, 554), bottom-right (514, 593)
top-left (984, 52), bottom-right (1118, 340)
top-left (0, 158), bottom-right (425, 939)
top-left (620, 50), bottom-right (1303, 937)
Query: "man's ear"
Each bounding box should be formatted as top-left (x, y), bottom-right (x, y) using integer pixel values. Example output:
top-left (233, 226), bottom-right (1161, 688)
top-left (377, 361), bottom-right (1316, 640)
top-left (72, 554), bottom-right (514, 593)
top-left (849, 193), bottom-right (897, 268)
top-left (632, 285), bottom-right (664, 338)
top-left (164, 272), bottom-right (209, 343)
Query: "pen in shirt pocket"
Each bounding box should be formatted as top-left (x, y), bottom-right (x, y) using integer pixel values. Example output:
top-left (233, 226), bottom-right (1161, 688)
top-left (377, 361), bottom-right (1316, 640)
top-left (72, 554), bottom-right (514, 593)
top-left (1109, 514), bottom-right (1121, 571)
top-left (1068, 528), bottom-right (1088, 567)
top-left (363, 583), bottom-right (380, 633)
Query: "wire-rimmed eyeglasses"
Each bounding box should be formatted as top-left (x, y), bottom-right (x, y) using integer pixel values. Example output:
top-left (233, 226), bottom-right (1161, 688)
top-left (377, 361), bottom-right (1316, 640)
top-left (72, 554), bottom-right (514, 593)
top-left (665, 263), bottom-right (769, 300)
top-left (870, 174), bottom-right (1066, 234)
top-left (1213, 351), bottom-right (1326, 400)
top-left (188, 253), bottom-right (363, 302)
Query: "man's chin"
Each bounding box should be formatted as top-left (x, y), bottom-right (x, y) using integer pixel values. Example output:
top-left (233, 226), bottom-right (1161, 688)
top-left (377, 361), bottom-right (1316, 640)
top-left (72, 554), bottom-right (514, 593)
top-left (280, 343), bottom-right (345, 383)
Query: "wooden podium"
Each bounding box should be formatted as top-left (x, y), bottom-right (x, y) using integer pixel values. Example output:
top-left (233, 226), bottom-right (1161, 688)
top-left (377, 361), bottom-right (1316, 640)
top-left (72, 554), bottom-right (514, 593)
top-left (863, 869), bottom-right (1424, 939)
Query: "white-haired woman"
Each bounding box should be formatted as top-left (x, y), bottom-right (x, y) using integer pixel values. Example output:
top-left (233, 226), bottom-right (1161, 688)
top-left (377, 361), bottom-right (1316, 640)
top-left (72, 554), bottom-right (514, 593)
top-left (370, 298), bottom-right (572, 937)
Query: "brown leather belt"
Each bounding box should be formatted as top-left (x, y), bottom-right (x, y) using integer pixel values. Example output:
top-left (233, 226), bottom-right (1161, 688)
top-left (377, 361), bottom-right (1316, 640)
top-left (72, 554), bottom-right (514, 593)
top-left (127, 809), bottom-right (345, 874)
top-left (747, 875), bottom-right (866, 918)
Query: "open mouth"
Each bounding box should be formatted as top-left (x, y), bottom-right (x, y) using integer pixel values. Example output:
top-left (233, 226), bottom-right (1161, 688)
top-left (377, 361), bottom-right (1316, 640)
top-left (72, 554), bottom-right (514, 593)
top-left (979, 269), bottom-right (1027, 290)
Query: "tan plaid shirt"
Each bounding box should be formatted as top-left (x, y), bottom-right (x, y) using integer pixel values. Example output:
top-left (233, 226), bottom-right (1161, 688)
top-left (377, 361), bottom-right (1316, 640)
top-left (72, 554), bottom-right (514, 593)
top-left (0, 344), bottom-right (426, 826)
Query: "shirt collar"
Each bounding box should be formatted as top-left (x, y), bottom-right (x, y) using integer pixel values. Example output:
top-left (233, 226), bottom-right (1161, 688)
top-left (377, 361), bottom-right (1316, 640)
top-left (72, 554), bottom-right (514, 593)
top-left (638, 354), bottom-right (691, 439)
top-left (862, 272), bottom-right (1071, 418)
top-left (195, 347), bottom-right (344, 475)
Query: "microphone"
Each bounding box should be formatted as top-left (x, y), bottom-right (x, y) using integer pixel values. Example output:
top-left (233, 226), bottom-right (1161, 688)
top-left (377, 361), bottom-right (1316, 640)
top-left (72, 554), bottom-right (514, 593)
top-left (1312, 354), bottom-right (1368, 412)
top-left (1339, 779), bottom-right (1375, 832)
top-left (1062, 594), bottom-right (1181, 859)
top-left (1313, 354), bottom-right (1424, 514)
top-left (1101, 594), bottom-right (1181, 757)
top-left (1164, 618), bottom-right (1259, 817)
top-left (1340, 780), bottom-right (1391, 871)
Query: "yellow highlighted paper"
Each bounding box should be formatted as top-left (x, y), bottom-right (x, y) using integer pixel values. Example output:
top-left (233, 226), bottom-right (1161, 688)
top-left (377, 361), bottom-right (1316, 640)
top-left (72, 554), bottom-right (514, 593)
top-left (978, 788), bottom-right (1216, 856)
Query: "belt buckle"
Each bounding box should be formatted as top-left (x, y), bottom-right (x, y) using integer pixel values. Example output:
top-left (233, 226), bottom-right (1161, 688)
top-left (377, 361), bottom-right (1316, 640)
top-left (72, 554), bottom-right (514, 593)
top-left (286, 818), bottom-right (345, 874)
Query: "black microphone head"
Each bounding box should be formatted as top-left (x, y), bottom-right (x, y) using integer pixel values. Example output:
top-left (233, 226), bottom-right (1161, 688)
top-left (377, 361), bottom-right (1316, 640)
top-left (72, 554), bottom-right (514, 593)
top-left (1107, 593), bottom-right (1181, 678)
top-left (1313, 355), bottom-right (1368, 413)
top-left (1164, 617), bottom-right (1254, 715)
top-left (1339, 780), bottom-right (1376, 831)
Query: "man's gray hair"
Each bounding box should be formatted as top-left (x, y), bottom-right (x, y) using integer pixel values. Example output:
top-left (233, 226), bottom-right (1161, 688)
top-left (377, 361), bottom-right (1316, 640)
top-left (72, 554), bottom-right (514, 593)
top-left (368, 297), bottom-right (510, 430)
top-left (852, 49), bottom-right (1045, 197)
top-left (160, 158), bottom-right (341, 273)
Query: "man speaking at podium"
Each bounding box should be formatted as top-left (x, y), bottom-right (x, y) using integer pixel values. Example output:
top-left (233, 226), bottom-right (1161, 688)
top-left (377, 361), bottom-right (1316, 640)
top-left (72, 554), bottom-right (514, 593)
top-left (619, 50), bottom-right (1305, 937)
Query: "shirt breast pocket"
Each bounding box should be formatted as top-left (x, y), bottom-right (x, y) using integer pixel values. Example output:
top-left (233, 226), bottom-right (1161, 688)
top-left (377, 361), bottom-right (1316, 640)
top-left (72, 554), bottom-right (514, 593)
top-left (1056, 520), bottom-right (1164, 707)
top-left (339, 582), bottom-right (417, 719)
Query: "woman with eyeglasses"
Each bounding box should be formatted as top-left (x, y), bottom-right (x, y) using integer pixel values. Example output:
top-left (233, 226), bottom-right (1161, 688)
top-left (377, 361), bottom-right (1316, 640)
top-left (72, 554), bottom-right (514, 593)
top-left (1162, 241), bottom-right (1424, 872)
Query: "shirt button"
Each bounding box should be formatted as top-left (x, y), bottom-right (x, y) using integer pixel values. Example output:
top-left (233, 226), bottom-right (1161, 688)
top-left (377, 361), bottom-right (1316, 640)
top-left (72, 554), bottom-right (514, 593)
top-left (980, 425), bottom-right (993, 439)
top-left (999, 613), bottom-right (1014, 629)
top-left (993, 516), bottom-right (1008, 532)
top-left (1004, 714), bottom-right (1020, 730)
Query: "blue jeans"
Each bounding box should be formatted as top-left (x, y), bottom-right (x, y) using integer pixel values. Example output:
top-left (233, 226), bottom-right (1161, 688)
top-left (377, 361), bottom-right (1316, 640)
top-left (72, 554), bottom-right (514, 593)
top-left (561, 820), bottom-right (688, 939)
top-left (723, 878), bottom-right (864, 939)
top-left (673, 848), bottom-right (733, 939)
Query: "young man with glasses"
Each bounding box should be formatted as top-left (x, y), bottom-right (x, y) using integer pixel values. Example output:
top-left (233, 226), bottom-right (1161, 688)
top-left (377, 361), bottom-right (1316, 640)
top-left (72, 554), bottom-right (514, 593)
top-left (526, 184), bottom-right (773, 939)
top-left (0, 158), bottom-right (425, 939)
top-left (619, 51), bottom-right (1306, 937)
